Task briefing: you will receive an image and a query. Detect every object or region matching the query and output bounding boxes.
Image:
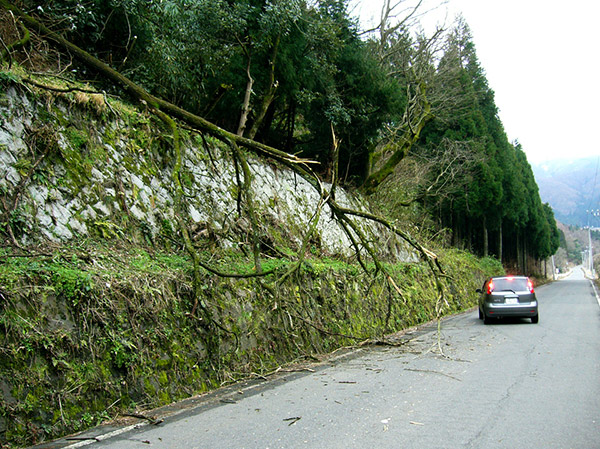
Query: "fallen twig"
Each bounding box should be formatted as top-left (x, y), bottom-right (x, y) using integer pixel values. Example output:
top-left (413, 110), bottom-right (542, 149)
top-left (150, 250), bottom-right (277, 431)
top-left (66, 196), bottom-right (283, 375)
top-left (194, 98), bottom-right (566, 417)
top-left (123, 413), bottom-right (164, 425)
top-left (359, 338), bottom-right (408, 347)
top-left (66, 437), bottom-right (100, 442)
top-left (404, 368), bottom-right (461, 381)
top-left (279, 367), bottom-right (316, 373)
top-left (283, 416), bottom-right (302, 426)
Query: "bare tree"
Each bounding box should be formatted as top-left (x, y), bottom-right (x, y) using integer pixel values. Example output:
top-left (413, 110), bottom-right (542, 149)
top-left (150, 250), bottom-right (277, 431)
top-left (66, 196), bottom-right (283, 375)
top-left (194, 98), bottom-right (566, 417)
top-left (372, 138), bottom-right (482, 223)
top-left (360, 1), bottom-right (478, 195)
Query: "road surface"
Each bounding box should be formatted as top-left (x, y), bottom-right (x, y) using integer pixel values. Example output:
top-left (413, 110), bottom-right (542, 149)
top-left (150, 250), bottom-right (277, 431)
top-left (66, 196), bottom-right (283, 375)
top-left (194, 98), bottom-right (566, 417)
top-left (42, 272), bottom-right (600, 449)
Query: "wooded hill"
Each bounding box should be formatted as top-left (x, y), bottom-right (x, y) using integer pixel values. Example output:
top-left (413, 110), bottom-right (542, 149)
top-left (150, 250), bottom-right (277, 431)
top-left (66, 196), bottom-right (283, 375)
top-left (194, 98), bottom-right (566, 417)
top-left (0, 1), bottom-right (561, 446)
top-left (533, 157), bottom-right (600, 228)
top-left (0, 0), bottom-right (558, 272)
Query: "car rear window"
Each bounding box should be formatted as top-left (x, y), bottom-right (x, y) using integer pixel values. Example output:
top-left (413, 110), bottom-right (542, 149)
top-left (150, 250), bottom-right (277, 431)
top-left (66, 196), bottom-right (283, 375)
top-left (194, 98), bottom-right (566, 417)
top-left (493, 278), bottom-right (529, 291)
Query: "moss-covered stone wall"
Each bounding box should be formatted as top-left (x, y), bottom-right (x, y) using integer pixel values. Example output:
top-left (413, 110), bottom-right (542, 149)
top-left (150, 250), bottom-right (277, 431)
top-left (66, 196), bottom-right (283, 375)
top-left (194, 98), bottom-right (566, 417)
top-left (0, 72), bottom-right (504, 447)
top-left (0, 78), bottom-right (410, 261)
top-left (0, 244), bottom-right (503, 447)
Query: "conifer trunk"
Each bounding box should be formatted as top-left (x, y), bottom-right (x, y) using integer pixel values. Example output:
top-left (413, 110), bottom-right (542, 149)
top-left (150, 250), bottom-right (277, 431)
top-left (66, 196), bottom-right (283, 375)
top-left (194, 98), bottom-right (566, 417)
top-left (498, 223), bottom-right (503, 262)
top-left (483, 216), bottom-right (488, 258)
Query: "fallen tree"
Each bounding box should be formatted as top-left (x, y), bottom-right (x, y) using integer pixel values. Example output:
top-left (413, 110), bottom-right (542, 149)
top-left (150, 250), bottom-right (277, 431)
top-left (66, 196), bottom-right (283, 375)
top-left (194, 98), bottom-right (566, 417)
top-left (0, 3), bottom-right (458, 377)
top-left (0, 1), bottom-right (444, 274)
top-left (0, 4), bottom-right (498, 446)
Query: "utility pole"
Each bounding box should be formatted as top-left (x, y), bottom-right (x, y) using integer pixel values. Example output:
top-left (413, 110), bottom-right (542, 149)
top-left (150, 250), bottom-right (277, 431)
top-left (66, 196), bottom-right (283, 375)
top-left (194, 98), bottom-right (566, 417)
top-left (587, 209), bottom-right (599, 278)
top-left (589, 226), bottom-right (594, 274)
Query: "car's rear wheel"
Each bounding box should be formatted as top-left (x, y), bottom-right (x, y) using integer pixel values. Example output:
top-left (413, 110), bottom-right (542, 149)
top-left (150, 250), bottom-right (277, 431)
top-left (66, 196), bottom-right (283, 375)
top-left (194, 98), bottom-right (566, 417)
top-left (478, 308), bottom-right (483, 320)
top-left (531, 314), bottom-right (539, 324)
top-left (483, 315), bottom-right (491, 325)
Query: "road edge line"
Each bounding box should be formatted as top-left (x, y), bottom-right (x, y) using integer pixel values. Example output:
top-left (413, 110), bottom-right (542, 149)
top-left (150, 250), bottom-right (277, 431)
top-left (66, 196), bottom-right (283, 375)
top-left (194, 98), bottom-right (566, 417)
top-left (590, 280), bottom-right (600, 308)
top-left (60, 423), bottom-right (148, 449)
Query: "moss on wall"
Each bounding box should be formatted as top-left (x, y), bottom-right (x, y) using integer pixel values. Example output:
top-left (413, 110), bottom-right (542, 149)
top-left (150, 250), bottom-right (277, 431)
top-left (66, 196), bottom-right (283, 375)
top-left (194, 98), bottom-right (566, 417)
top-left (0, 243), bottom-right (503, 447)
top-left (0, 70), bottom-right (505, 447)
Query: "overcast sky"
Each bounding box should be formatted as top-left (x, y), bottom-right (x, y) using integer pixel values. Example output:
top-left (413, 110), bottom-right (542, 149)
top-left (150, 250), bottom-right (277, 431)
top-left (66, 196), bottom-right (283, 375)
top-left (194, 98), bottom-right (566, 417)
top-left (350, 0), bottom-right (600, 164)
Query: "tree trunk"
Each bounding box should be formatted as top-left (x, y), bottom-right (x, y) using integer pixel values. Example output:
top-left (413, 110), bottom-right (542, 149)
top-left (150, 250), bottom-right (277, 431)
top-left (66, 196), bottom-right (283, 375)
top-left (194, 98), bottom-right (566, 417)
top-left (248, 34), bottom-right (280, 140)
top-left (516, 231), bottom-right (521, 272)
top-left (0, 20), bottom-right (29, 63)
top-left (523, 231), bottom-right (528, 274)
top-left (284, 101), bottom-right (296, 152)
top-left (483, 216), bottom-right (488, 258)
top-left (361, 81), bottom-right (432, 195)
top-left (237, 56), bottom-right (254, 137)
top-left (466, 218), bottom-right (472, 252)
top-left (497, 222), bottom-right (503, 262)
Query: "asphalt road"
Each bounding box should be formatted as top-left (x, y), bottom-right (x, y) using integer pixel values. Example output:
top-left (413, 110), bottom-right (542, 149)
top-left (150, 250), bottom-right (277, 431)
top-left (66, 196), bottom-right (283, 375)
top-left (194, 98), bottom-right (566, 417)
top-left (49, 270), bottom-right (600, 449)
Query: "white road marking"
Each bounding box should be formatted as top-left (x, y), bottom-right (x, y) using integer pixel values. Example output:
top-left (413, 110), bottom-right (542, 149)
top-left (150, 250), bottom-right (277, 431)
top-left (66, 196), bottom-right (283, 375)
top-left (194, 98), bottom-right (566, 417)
top-left (591, 280), bottom-right (600, 308)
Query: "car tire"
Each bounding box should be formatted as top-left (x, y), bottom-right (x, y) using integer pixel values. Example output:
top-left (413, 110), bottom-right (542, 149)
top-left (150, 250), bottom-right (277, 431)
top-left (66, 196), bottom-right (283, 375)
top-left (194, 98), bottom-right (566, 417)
top-left (478, 308), bottom-right (483, 320)
top-left (483, 315), bottom-right (491, 325)
top-left (531, 314), bottom-right (539, 324)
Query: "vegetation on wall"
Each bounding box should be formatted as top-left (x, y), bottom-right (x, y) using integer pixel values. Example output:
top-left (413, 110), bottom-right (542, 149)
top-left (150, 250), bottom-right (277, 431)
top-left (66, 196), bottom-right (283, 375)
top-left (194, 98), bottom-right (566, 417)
top-left (0, 0), bottom-right (561, 446)
top-left (0, 69), bottom-right (503, 446)
top-left (0, 240), bottom-right (503, 447)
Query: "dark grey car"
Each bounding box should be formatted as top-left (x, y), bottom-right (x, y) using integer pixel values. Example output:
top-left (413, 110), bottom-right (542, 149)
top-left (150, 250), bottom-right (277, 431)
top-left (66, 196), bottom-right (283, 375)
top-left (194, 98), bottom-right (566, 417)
top-left (477, 275), bottom-right (538, 324)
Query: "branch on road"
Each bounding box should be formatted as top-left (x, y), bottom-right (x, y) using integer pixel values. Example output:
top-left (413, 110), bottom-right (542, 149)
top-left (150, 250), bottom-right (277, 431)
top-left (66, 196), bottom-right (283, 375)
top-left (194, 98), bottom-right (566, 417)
top-left (283, 416), bottom-right (302, 426)
top-left (404, 368), bottom-right (461, 382)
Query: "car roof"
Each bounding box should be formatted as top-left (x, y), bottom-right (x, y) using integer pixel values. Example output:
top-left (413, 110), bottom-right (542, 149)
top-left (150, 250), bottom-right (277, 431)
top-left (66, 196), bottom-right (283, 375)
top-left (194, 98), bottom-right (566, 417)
top-left (490, 275), bottom-right (528, 279)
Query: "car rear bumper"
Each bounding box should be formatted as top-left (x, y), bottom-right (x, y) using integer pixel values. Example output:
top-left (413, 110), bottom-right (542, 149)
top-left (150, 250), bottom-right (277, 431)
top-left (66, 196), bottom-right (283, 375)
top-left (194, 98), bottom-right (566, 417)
top-left (483, 301), bottom-right (538, 318)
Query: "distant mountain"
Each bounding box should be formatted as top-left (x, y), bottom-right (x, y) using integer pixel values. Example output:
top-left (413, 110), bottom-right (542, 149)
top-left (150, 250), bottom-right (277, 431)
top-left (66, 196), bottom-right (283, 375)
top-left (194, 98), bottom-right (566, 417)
top-left (532, 156), bottom-right (600, 227)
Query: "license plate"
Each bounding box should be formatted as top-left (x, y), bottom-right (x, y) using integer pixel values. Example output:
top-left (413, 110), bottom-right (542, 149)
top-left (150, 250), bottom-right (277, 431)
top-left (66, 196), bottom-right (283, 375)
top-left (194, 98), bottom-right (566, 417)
top-left (505, 297), bottom-right (518, 305)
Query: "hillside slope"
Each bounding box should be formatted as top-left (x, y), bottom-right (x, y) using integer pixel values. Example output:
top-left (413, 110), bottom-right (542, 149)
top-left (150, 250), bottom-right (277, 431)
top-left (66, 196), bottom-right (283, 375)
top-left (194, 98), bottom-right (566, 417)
top-left (532, 157), bottom-right (600, 226)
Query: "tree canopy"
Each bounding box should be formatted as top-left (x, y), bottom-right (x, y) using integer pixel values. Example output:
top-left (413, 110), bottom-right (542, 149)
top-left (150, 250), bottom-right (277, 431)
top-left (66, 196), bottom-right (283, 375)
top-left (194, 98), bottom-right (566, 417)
top-left (2, 0), bottom-right (560, 270)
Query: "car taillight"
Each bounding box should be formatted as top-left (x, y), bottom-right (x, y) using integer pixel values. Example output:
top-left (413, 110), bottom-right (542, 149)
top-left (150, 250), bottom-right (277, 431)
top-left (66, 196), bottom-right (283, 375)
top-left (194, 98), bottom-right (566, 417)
top-left (487, 280), bottom-right (494, 294)
top-left (527, 279), bottom-right (534, 293)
